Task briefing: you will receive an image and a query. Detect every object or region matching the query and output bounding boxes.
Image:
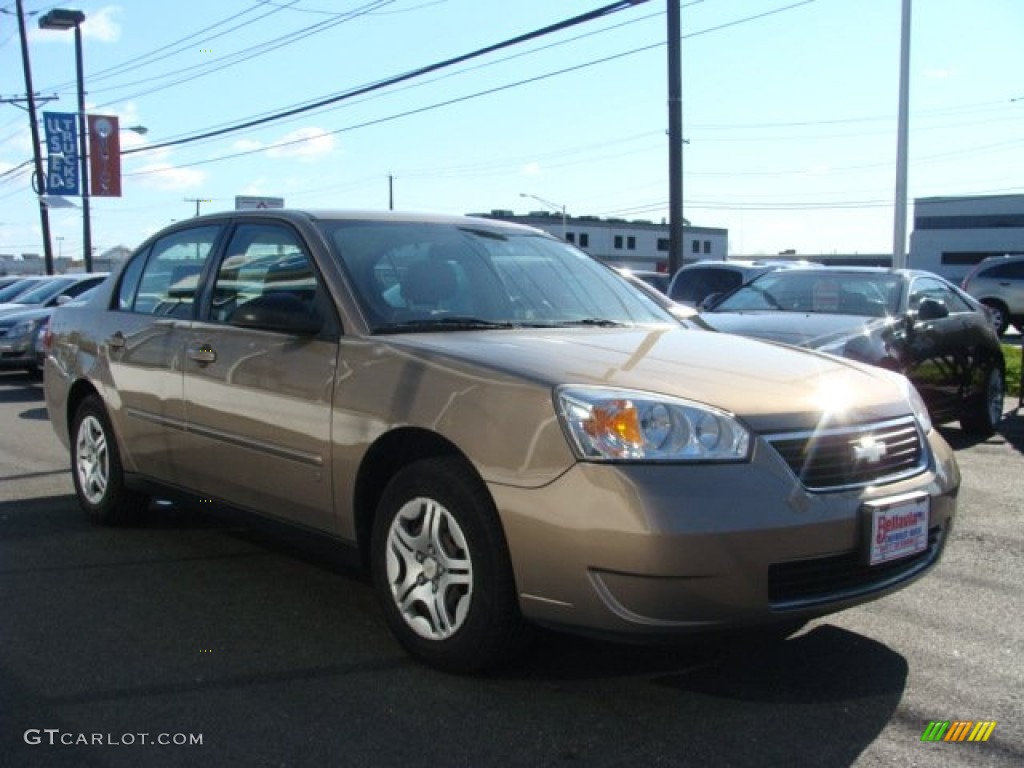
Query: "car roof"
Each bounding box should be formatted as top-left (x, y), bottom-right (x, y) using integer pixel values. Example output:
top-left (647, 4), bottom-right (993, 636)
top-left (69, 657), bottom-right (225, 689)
top-left (178, 208), bottom-right (552, 237)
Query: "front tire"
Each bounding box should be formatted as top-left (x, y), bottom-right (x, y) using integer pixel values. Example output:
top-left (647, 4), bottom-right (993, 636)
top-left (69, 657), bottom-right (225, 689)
top-left (71, 395), bottom-right (150, 525)
top-left (960, 366), bottom-right (1004, 437)
top-left (371, 456), bottom-right (530, 673)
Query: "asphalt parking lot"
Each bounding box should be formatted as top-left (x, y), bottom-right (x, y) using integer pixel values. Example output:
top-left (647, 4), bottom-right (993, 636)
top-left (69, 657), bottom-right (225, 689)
top-left (0, 369), bottom-right (1021, 768)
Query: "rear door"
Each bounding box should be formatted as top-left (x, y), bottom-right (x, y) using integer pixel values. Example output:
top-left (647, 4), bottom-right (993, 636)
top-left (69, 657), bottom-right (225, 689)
top-left (105, 224), bottom-right (224, 482)
top-left (179, 222), bottom-right (340, 533)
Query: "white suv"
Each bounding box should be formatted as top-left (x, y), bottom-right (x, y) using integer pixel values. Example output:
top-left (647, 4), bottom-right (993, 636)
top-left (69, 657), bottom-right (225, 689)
top-left (961, 254), bottom-right (1024, 335)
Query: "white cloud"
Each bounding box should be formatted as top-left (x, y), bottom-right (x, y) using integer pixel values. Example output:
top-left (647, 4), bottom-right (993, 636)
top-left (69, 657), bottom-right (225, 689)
top-left (265, 127), bottom-right (336, 160)
top-left (83, 7), bottom-right (122, 43)
top-left (240, 178), bottom-right (271, 195)
top-left (233, 139), bottom-right (263, 153)
top-left (133, 163), bottom-right (206, 191)
top-left (521, 162), bottom-right (543, 176)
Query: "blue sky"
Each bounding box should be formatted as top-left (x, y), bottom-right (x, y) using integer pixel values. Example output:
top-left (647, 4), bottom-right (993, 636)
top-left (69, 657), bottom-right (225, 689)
top-left (2, 0), bottom-right (1022, 262)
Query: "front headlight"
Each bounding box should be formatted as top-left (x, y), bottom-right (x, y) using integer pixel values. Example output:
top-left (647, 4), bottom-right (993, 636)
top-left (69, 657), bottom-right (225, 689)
top-left (8, 319), bottom-right (41, 339)
top-left (902, 378), bottom-right (933, 434)
top-left (556, 386), bottom-right (751, 462)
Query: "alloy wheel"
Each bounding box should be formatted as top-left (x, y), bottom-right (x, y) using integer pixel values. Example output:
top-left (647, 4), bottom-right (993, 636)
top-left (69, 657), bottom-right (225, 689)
top-left (385, 497), bottom-right (474, 640)
top-left (75, 414), bottom-right (109, 506)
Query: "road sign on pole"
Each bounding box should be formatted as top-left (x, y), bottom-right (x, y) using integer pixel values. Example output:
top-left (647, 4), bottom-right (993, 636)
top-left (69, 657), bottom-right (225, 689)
top-left (235, 196), bottom-right (285, 210)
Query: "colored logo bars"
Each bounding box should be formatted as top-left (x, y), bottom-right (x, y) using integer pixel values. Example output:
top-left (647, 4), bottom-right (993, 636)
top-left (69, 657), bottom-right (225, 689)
top-left (921, 720), bottom-right (997, 743)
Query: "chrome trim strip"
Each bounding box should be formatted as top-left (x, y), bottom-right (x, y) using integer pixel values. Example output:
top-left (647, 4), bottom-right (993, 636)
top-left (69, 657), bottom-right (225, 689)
top-left (761, 415), bottom-right (919, 442)
top-left (186, 422), bottom-right (324, 468)
top-left (124, 407), bottom-right (323, 468)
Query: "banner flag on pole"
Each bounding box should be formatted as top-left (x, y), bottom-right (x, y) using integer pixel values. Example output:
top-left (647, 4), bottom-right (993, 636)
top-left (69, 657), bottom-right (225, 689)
top-left (42, 111), bottom-right (80, 196)
top-left (88, 115), bottom-right (122, 197)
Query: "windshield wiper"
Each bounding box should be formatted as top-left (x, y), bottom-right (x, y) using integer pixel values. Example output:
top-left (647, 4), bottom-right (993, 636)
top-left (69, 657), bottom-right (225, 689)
top-left (374, 316), bottom-right (518, 334)
top-left (549, 318), bottom-right (629, 328)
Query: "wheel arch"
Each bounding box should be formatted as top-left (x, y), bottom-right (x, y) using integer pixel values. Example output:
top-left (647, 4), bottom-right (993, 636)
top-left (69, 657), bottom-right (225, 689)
top-left (66, 379), bottom-right (101, 436)
top-left (352, 427), bottom-right (483, 565)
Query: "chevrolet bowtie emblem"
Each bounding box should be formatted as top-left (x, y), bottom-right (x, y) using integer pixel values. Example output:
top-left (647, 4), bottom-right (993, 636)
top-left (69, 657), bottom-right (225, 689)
top-left (852, 436), bottom-right (887, 464)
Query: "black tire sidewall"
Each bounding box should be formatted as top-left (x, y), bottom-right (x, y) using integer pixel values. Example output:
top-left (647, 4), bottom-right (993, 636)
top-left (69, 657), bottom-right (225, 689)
top-left (70, 396), bottom-right (137, 524)
top-left (371, 456), bottom-right (522, 673)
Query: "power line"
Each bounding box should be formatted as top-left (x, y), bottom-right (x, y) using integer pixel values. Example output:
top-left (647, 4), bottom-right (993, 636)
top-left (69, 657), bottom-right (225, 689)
top-left (123, 0), bottom-right (811, 170)
top-left (90, 1), bottom-right (399, 106)
top-left (42, 1), bottom-right (302, 92)
top-left (122, 1), bottom-right (649, 157)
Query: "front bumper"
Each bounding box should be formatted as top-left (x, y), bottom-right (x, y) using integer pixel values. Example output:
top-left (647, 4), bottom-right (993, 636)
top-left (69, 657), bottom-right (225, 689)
top-left (491, 427), bottom-right (958, 638)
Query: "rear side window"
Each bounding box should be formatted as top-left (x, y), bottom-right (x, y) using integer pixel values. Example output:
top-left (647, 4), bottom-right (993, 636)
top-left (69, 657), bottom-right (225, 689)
top-left (121, 226), bottom-right (221, 317)
top-left (670, 267), bottom-right (742, 303)
top-left (979, 261), bottom-right (1024, 280)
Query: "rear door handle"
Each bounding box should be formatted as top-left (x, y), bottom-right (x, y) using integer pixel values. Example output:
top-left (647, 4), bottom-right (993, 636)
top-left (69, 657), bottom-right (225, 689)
top-left (188, 345), bottom-right (217, 364)
top-left (108, 331), bottom-right (126, 349)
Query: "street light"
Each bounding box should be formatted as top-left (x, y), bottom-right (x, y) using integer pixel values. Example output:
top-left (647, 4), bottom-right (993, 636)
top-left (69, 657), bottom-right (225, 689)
top-left (38, 8), bottom-right (92, 272)
top-left (519, 192), bottom-right (567, 239)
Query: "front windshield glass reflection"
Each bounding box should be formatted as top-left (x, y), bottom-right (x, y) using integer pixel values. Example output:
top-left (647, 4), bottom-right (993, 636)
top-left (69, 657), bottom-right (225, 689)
top-left (713, 271), bottom-right (903, 317)
top-left (317, 220), bottom-right (674, 332)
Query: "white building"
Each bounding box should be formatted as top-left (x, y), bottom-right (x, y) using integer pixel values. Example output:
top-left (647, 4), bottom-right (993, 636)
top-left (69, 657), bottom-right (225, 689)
top-left (469, 210), bottom-right (728, 272)
top-left (909, 194), bottom-right (1024, 282)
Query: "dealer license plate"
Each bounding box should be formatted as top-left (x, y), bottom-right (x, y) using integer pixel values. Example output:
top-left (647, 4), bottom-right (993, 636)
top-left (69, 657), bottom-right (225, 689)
top-left (866, 494), bottom-right (930, 566)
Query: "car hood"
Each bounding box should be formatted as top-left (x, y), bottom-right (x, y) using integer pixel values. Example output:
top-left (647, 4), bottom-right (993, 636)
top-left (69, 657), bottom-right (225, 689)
top-left (383, 326), bottom-right (913, 432)
top-left (700, 311), bottom-right (897, 349)
top-left (0, 306), bottom-right (51, 327)
top-left (0, 302), bottom-right (38, 318)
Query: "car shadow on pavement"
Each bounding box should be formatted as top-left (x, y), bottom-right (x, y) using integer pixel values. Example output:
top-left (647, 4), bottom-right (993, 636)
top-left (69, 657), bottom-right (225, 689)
top-left (940, 407), bottom-right (1024, 454)
top-left (0, 374), bottom-right (44, 403)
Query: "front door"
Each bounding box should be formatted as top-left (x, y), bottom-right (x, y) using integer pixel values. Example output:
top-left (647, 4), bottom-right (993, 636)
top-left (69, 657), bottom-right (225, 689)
top-left (179, 222), bottom-right (339, 534)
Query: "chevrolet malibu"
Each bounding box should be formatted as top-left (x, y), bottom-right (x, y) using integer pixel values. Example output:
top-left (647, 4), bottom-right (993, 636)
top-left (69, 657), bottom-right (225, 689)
top-left (44, 210), bottom-right (959, 672)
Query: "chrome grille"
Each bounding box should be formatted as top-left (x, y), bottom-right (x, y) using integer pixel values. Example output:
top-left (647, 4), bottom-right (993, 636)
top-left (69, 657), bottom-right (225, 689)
top-left (766, 417), bottom-right (926, 491)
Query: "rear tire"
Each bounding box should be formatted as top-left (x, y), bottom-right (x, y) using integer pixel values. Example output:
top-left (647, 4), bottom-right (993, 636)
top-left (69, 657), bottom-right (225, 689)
top-left (960, 367), bottom-right (1004, 437)
top-left (71, 395), bottom-right (150, 525)
top-left (371, 456), bottom-right (531, 673)
top-left (981, 299), bottom-right (1010, 336)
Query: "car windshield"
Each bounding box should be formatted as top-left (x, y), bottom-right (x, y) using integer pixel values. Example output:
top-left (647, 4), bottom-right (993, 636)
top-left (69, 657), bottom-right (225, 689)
top-left (9, 277), bottom-right (79, 305)
top-left (318, 220), bottom-right (674, 332)
top-left (0, 278), bottom-right (46, 303)
top-left (711, 271), bottom-right (903, 317)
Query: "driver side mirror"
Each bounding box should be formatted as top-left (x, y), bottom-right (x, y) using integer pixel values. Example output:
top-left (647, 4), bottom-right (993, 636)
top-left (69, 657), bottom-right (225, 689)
top-left (699, 292), bottom-right (722, 312)
top-left (916, 298), bottom-right (949, 322)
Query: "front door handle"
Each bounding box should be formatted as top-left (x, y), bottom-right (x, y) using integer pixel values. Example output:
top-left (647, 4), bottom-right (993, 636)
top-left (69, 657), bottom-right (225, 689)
top-left (188, 345), bottom-right (217, 364)
top-left (107, 331), bottom-right (126, 349)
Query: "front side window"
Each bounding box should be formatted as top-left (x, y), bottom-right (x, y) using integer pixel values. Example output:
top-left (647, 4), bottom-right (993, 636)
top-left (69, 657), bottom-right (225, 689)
top-left (319, 221), bottom-right (673, 332)
top-left (124, 226), bottom-right (221, 317)
top-left (909, 277), bottom-right (972, 314)
top-left (207, 224), bottom-right (324, 326)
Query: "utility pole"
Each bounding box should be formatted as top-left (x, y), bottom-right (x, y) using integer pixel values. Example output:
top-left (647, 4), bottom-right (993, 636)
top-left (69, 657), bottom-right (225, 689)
top-left (667, 0), bottom-right (683, 276)
top-left (14, 0), bottom-right (56, 274)
top-left (185, 197), bottom-right (211, 217)
top-left (388, 174), bottom-right (394, 210)
top-left (892, 0), bottom-right (912, 268)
